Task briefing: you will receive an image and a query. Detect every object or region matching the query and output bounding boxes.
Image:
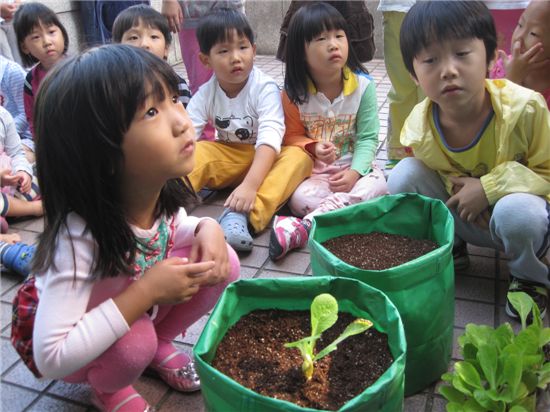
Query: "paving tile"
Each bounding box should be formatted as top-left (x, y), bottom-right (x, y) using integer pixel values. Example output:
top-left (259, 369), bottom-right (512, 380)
top-left (454, 274), bottom-right (496, 303)
top-left (264, 251), bottom-right (311, 274)
top-left (2, 361), bottom-right (52, 391)
top-left (10, 218), bottom-right (44, 233)
top-left (0, 382), bottom-right (40, 411)
top-left (133, 374), bottom-right (170, 406)
top-left (461, 254), bottom-right (497, 280)
top-left (237, 246), bottom-right (269, 268)
top-left (452, 328), bottom-right (464, 360)
top-left (47, 380), bottom-right (93, 404)
top-left (430, 395), bottom-right (448, 412)
top-left (2, 282), bottom-right (19, 304)
top-left (1, 301), bottom-right (12, 330)
top-left (455, 299), bottom-right (495, 328)
top-left (252, 228), bottom-right (270, 247)
top-left (404, 393), bottom-right (427, 411)
top-left (188, 204), bottom-right (224, 220)
top-left (179, 315), bottom-right (209, 345)
top-left (1, 270), bottom-right (21, 294)
top-left (1, 336), bottom-right (21, 374)
top-left (158, 389), bottom-right (205, 412)
top-left (26, 395), bottom-right (88, 412)
top-left (256, 269), bottom-right (306, 280)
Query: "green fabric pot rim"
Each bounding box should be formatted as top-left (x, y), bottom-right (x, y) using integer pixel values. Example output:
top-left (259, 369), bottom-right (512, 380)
top-left (194, 276), bottom-right (407, 412)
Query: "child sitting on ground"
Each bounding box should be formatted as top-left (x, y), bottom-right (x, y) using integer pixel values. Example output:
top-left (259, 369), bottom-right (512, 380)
top-left (11, 44), bottom-right (239, 411)
top-left (387, 1), bottom-right (550, 319)
top-left (112, 4), bottom-right (191, 108)
top-left (13, 2), bottom-right (69, 138)
top-left (490, 0), bottom-right (550, 107)
top-left (186, 8), bottom-right (312, 251)
top-left (269, 3), bottom-right (387, 260)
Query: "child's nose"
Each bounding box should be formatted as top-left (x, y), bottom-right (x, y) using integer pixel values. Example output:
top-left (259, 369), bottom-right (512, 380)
top-left (441, 60), bottom-right (458, 79)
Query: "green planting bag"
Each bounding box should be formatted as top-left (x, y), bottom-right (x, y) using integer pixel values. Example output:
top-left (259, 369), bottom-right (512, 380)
top-left (194, 276), bottom-right (406, 412)
top-left (309, 193), bottom-right (454, 396)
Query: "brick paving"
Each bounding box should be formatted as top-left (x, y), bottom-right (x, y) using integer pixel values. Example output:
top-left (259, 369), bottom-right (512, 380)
top-left (0, 55), bottom-right (536, 412)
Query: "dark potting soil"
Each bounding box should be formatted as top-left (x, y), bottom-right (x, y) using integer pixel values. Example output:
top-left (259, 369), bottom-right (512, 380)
top-left (322, 232), bottom-right (439, 270)
top-left (212, 309), bottom-right (393, 411)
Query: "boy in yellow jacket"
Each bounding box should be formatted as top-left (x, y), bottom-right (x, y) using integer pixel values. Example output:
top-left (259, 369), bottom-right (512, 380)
top-left (388, 1), bottom-right (550, 319)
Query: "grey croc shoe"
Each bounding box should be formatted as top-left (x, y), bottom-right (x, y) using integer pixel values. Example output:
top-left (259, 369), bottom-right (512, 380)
top-left (218, 208), bottom-right (253, 252)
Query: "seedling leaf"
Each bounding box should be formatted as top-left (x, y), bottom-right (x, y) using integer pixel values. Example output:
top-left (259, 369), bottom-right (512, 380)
top-left (310, 293), bottom-right (338, 337)
top-left (314, 318), bottom-right (373, 361)
top-left (507, 292), bottom-right (533, 330)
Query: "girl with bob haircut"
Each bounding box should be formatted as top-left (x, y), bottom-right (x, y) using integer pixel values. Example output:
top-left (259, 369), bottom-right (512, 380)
top-left (13, 2), bottom-right (69, 140)
top-left (269, 3), bottom-right (387, 260)
top-left (10, 44), bottom-right (239, 412)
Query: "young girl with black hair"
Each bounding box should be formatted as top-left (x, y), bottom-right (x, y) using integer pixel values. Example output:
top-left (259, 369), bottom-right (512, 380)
top-left (11, 44), bottom-right (239, 412)
top-left (269, 2), bottom-right (387, 261)
top-left (13, 2), bottom-right (69, 138)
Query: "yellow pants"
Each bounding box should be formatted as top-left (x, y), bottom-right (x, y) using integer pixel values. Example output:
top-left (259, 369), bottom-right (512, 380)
top-left (188, 142), bottom-right (313, 232)
top-left (383, 11), bottom-right (424, 161)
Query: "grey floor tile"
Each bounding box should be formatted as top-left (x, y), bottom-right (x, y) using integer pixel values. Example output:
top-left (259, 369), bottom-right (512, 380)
top-left (157, 389), bottom-right (205, 412)
top-left (461, 254), bottom-right (498, 280)
top-left (454, 274), bottom-right (496, 303)
top-left (1, 301), bottom-right (12, 330)
top-left (179, 315), bottom-right (209, 345)
top-left (237, 246), bottom-right (269, 268)
top-left (256, 269), bottom-right (306, 280)
top-left (455, 299), bottom-right (495, 328)
top-left (1, 383), bottom-right (40, 411)
top-left (26, 395), bottom-right (88, 412)
top-left (404, 393), bottom-right (427, 411)
top-left (264, 251), bottom-right (311, 274)
top-left (2, 361), bottom-right (52, 391)
top-left (430, 395), bottom-right (448, 412)
top-left (188, 204), bottom-right (224, 220)
top-left (133, 374), bottom-right (170, 406)
top-left (2, 282), bottom-right (20, 304)
top-left (2, 336), bottom-right (21, 374)
top-left (47, 381), bottom-right (93, 404)
top-left (238, 266), bottom-right (258, 279)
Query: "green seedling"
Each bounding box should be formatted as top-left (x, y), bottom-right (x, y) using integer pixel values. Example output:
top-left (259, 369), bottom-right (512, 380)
top-left (284, 293), bottom-right (373, 380)
top-left (440, 292), bottom-right (550, 412)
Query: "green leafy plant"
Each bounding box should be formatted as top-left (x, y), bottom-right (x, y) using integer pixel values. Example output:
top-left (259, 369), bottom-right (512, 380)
top-left (440, 292), bottom-right (550, 412)
top-left (284, 293), bottom-right (373, 380)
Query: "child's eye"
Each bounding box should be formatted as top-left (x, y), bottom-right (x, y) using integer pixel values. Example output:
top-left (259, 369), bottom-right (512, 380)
top-left (336, 34), bottom-right (346, 39)
top-left (316, 36), bottom-right (326, 42)
top-left (240, 45), bottom-right (249, 50)
top-left (151, 34), bottom-right (160, 39)
top-left (456, 51), bottom-right (470, 57)
top-left (172, 95), bottom-right (179, 104)
top-left (422, 58), bottom-right (435, 64)
top-left (145, 107), bottom-right (158, 118)
top-left (529, 31), bottom-right (539, 38)
top-left (218, 49), bottom-right (228, 54)
top-left (31, 35), bottom-right (40, 41)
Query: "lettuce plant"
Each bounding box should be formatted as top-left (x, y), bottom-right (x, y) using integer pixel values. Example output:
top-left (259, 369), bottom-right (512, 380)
top-left (284, 293), bottom-right (373, 380)
top-left (440, 292), bottom-right (550, 412)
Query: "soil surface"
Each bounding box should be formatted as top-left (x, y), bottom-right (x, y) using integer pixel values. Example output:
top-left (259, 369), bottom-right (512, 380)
top-left (322, 232), bottom-right (438, 270)
top-left (212, 309), bottom-right (393, 411)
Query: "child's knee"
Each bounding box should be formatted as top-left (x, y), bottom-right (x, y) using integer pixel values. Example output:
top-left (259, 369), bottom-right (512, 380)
top-left (387, 157), bottom-right (428, 194)
top-left (492, 194), bottom-right (548, 242)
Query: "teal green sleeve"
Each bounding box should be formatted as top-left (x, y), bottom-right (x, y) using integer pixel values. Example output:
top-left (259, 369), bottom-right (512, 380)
top-left (351, 81), bottom-right (380, 175)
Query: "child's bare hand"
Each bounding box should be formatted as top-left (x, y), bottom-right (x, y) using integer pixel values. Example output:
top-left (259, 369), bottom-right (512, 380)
top-left (315, 142), bottom-right (338, 164)
top-left (328, 169), bottom-right (360, 193)
top-left (15, 171), bottom-right (32, 194)
top-left (502, 42), bottom-right (550, 84)
top-left (224, 183), bottom-right (256, 213)
top-left (1, 172), bottom-right (20, 187)
top-left (446, 176), bottom-right (489, 223)
top-left (474, 209), bottom-right (491, 230)
top-left (189, 219), bottom-right (231, 286)
top-left (141, 256), bottom-right (215, 305)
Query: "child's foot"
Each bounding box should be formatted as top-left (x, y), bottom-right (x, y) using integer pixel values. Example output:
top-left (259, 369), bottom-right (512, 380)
top-left (269, 216), bottom-right (310, 261)
top-left (147, 351), bottom-right (200, 392)
top-left (0, 242), bottom-right (35, 277)
top-left (218, 208), bottom-right (253, 251)
top-left (91, 385), bottom-right (153, 412)
top-left (506, 276), bottom-right (548, 320)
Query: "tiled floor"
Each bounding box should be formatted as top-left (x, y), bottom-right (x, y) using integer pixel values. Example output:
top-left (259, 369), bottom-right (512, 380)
top-left (0, 56), bottom-right (535, 411)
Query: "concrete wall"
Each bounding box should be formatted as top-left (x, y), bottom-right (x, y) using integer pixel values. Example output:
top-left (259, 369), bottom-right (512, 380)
top-left (32, 0), bottom-right (383, 65)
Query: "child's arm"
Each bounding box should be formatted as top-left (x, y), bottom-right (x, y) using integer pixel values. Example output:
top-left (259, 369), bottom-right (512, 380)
top-left (185, 87), bottom-right (209, 139)
top-left (0, 109), bottom-right (33, 192)
top-left (33, 214), bottom-right (214, 378)
top-left (329, 81), bottom-right (379, 193)
top-left (281, 91), bottom-right (317, 153)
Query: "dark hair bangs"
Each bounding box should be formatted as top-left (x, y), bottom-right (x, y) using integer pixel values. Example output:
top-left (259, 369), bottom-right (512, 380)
top-left (401, 1), bottom-right (496, 77)
top-left (197, 8), bottom-right (254, 54)
top-left (298, 4), bottom-right (347, 45)
top-left (112, 5), bottom-right (172, 46)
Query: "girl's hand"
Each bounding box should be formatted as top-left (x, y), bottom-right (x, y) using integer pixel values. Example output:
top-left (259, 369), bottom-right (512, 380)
top-left (315, 142), bottom-right (338, 164)
top-left (328, 169), bottom-right (360, 193)
top-left (1, 172), bottom-right (20, 187)
top-left (446, 176), bottom-right (489, 224)
top-left (141, 256), bottom-right (215, 305)
top-left (15, 171), bottom-right (32, 194)
top-left (224, 183), bottom-right (256, 213)
top-left (189, 219), bottom-right (231, 286)
top-left (161, 0), bottom-right (183, 33)
top-left (502, 41), bottom-right (549, 84)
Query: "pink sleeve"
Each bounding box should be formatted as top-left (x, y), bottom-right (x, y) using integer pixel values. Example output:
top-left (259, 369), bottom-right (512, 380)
top-left (489, 57), bottom-right (507, 79)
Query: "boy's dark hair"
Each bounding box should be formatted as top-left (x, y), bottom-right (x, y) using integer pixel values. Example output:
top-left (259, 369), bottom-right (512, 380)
top-left (196, 7), bottom-right (254, 54)
top-left (400, 1), bottom-right (497, 78)
top-left (112, 4), bottom-right (172, 46)
top-left (13, 2), bottom-right (69, 68)
top-left (284, 2), bottom-right (367, 105)
top-left (33, 44), bottom-right (197, 279)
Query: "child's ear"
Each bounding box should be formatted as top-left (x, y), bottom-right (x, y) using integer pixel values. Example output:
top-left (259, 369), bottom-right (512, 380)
top-left (487, 48), bottom-right (498, 72)
top-left (252, 43), bottom-right (257, 59)
top-left (20, 42), bottom-right (29, 55)
top-left (410, 72), bottom-right (420, 86)
top-left (198, 52), bottom-right (211, 69)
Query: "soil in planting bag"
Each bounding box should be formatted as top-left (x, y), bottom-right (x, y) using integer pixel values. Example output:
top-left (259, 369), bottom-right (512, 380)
top-left (194, 276), bottom-right (406, 412)
top-left (309, 193), bottom-right (454, 396)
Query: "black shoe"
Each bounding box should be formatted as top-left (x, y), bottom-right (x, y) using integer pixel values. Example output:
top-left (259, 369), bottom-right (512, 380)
top-left (452, 242), bottom-right (470, 272)
top-left (506, 276), bottom-right (548, 320)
